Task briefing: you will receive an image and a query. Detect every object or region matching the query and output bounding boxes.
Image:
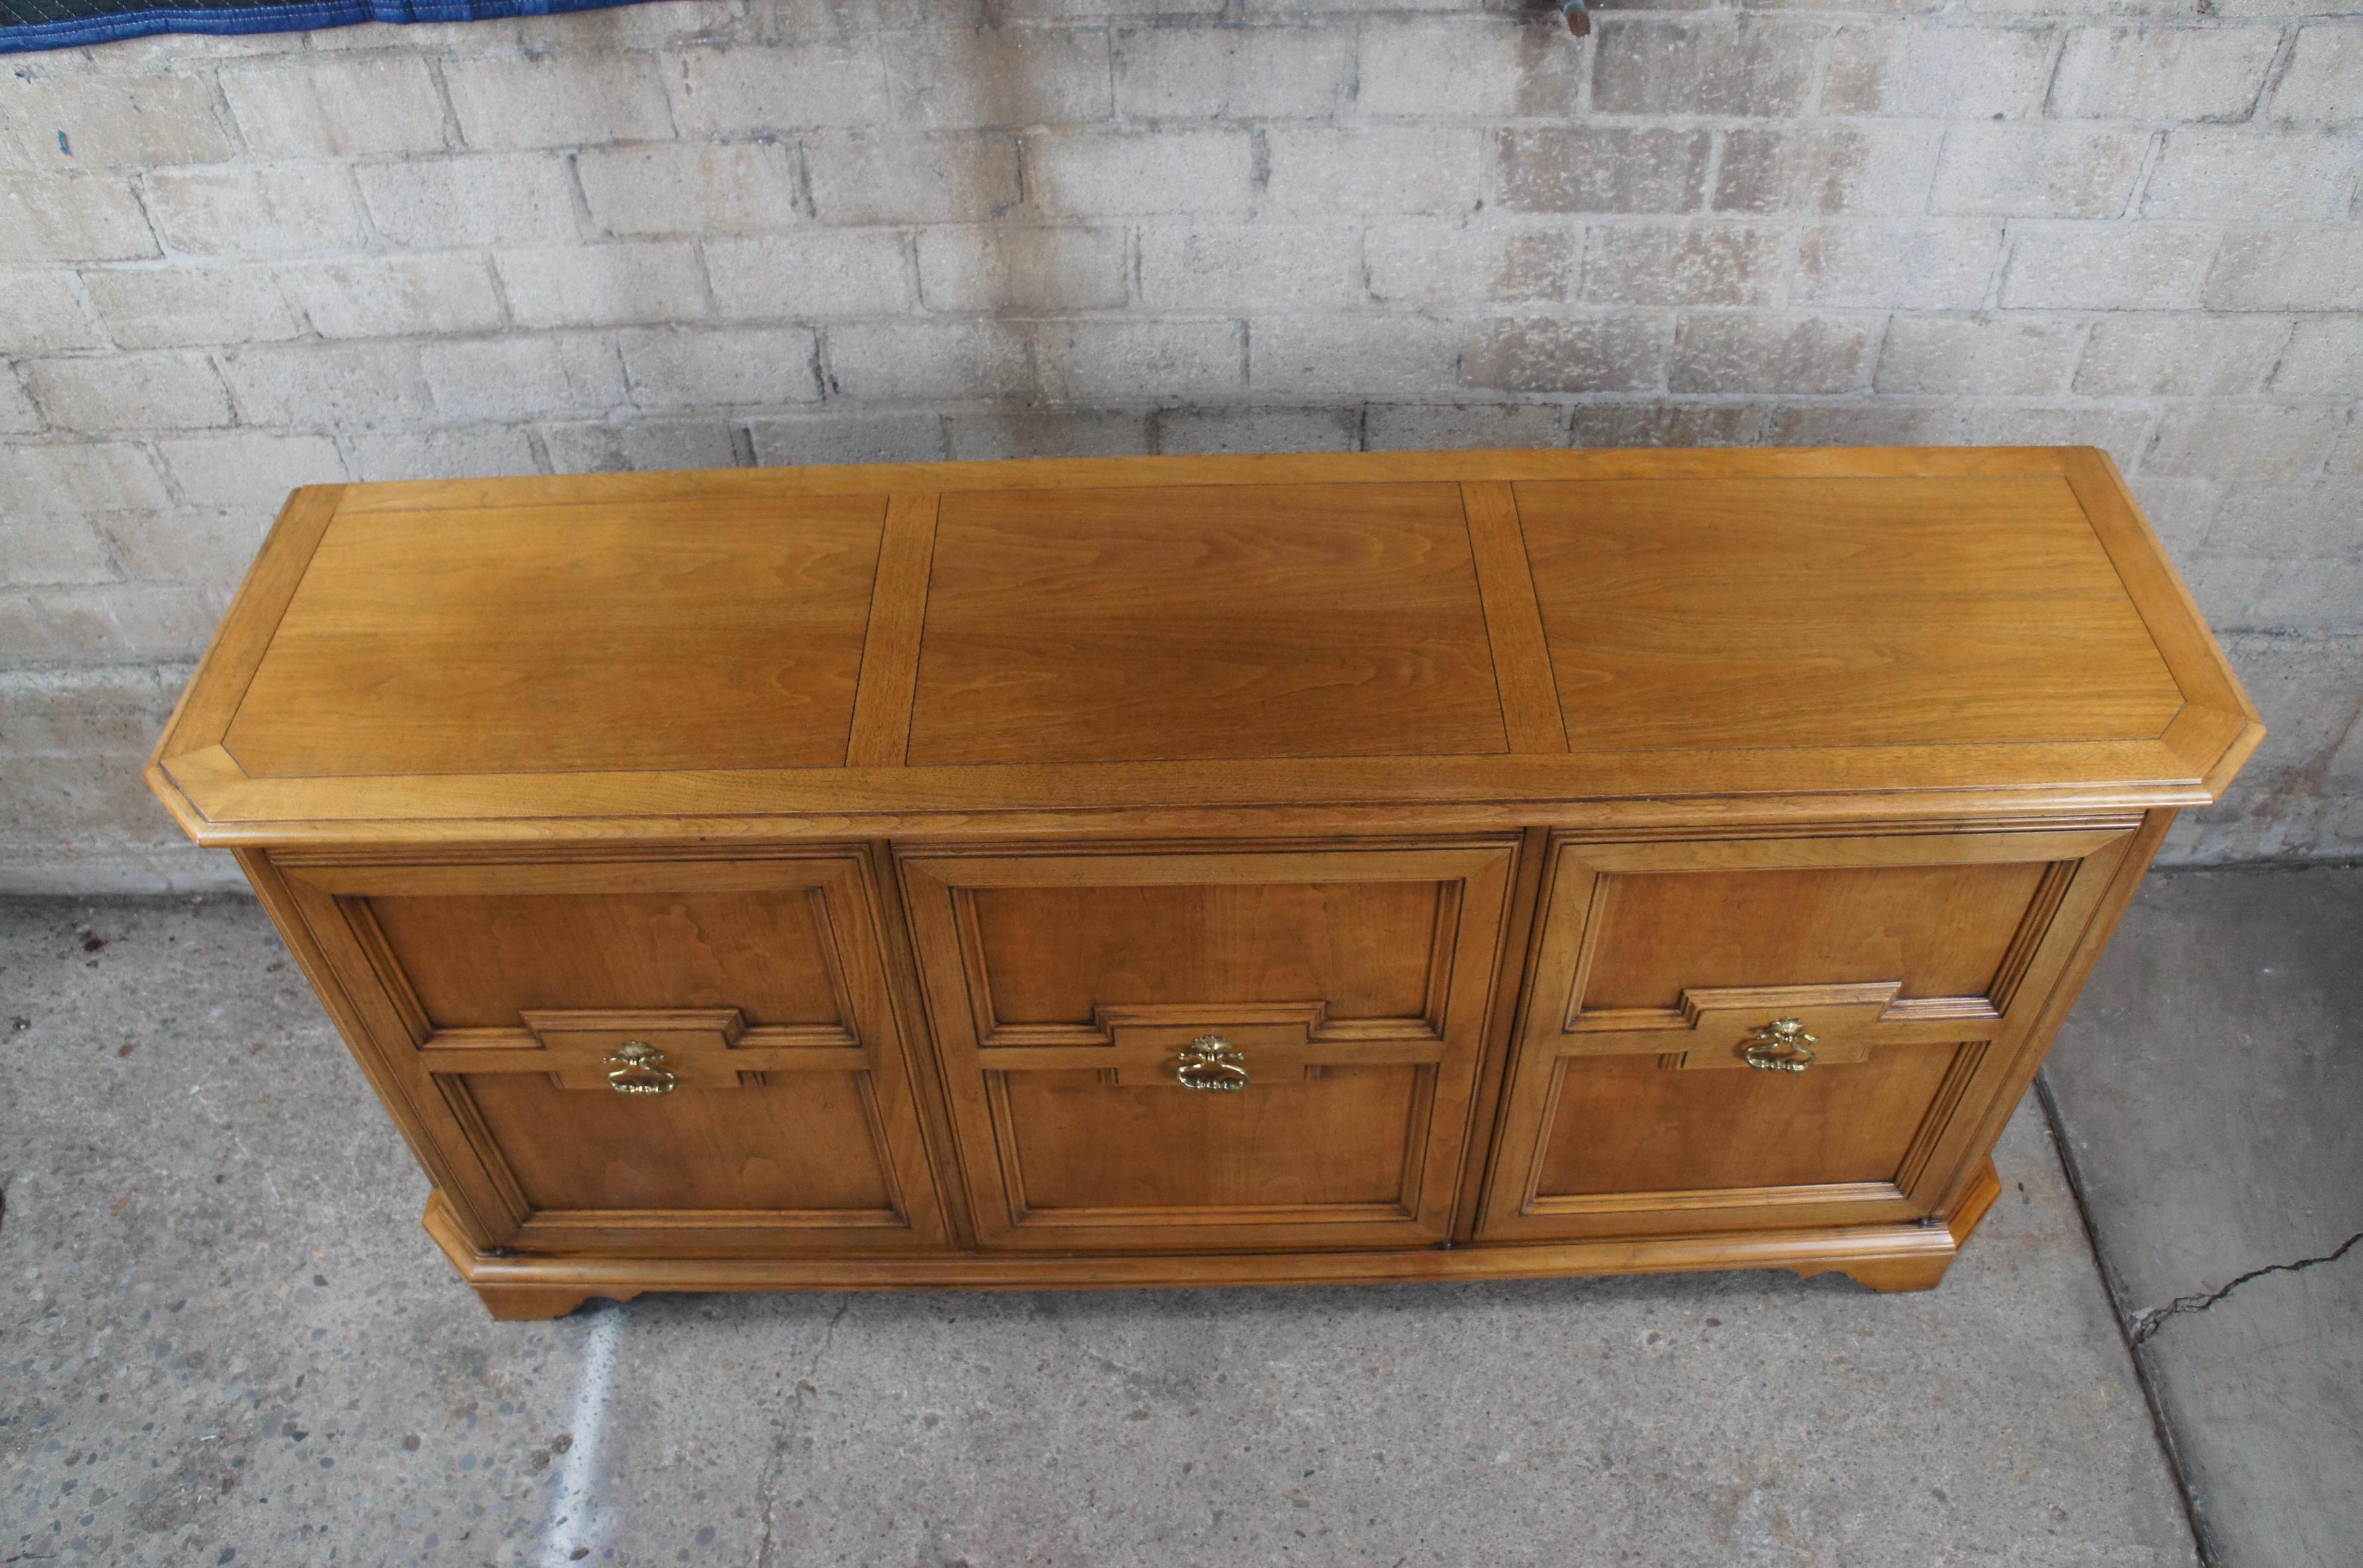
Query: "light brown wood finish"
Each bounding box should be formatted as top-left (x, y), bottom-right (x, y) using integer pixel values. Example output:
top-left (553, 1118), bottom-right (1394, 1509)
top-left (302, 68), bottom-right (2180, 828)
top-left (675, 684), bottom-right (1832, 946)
top-left (897, 842), bottom-right (1515, 1251)
top-left (222, 493), bottom-right (887, 777)
top-left (276, 853), bottom-right (949, 1257)
top-left (907, 483), bottom-right (1509, 765)
top-left (150, 448), bottom-right (2260, 1317)
top-left (1475, 826), bottom-right (2138, 1242)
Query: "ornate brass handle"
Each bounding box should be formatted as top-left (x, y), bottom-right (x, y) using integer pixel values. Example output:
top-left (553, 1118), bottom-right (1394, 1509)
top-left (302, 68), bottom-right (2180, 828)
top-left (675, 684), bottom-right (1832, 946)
top-left (1742, 1018), bottom-right (1817, 1074)
top-left (603, 1040), bottom-right (678, 1096)
top-left (1174, 1034), bottom-right (1248, 1093)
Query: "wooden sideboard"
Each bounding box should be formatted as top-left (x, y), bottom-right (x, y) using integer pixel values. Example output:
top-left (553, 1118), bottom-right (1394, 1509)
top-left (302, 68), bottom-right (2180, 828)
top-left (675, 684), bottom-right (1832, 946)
top-left (148, 447), bottom-right (2260, 1320)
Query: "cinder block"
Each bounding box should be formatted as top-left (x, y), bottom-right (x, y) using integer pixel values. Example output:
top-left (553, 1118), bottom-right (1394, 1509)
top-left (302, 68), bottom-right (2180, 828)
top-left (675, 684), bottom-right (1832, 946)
top-left (665, 43), bottom-right (893, 136)
top-left (0, 517), bottom-right (117, 588)
top-left (221, 57), bottom-right (450, 157)
top-left (2123, 474), bottom-right (2221, 554)
top-left (2050, 26), bottom-right (2280, 122)
top-left (0, 660), bottom-right (185, 755)
top-left (0, 175), bottom-right (158, 262)
top-left (1997, 223), bottom-right (2215, 309)
top-left (4, 75), bottom-right (234, 168)
top-left (578, 143), bottom-right (803, 237)
top-left (1029, 128), bottom-right (1255, 218)
top-left (425, 336), bottom-right (629, 420)
top-left (1495, 129), bottom-right (1709, 215)
top-left (808, 132), bottom-right (1023, 224)
top-left (887, 28), bottom-right (1113, 129)
top-left (619, 326), bottom-right (823, 407)
top-left (89, 508), bottom-right (270, 587)
top-left (1152, 404), bottom-right (1358, 456)
top-left (500, 242), bottom-right (713, 328)
top-left (994, 0), bottom-right (1185, 18)
top-left (0, 580), bottom-right (225, 660)
top-left (444, 52), bottom-right (677, 149)
top-left (2146, 404), bottom-right (2342, 477)
top-left (1366, 221), bottom-right (1576, 307)
top-left (1364, 402), bottom-right (1566, 452)
top-left (2203, 479), bottom-right (2363, 554)
top-left (1115, 24), bottom-right (1348, 119)
top-left (828, 320), bottom-right (1033, 400)
top-left (346, 426), bottom-right (543, 481)
top-left (1356, 17), bottom-right (1580, 119)
top-left (1250, 313), bottom-right (1460, 396)
top-left (1034, 318), bottom-right (1241, 400)
top-left (80, 264), bottom-right (301, 350)
top-left (1711, 126), bottom-right (1943, 216)
top-left (1584, 226), bottom-right (1785, 308)
top-left (1930, 124), bottom-right (2148, 217)
top-left (1, 753), bottom-right (199, 848)
top-left (707, 230), bottom-right (915, 318)
top-left (2206, 231), bottom-right (2363, 310)
top-left (1591, 17), bottom-right (1819, 118)
top-left (2073, 315), bottom-right (2293, 395)
top-left (1876, 315), bottom-right (2081, 395)
top-left (2252, 552), bottom-right (2363, 634)
top-left (2331, 426), bottom-right (2362, 477)
top-left (0, 440), bottom-right (172, 514)
top-left (2272, 317), bottom-right (2363, 397)
top-left (944, 406), bottom-right (1152, 460)
top-left (356, 154), bottom-right (581, 248)
top-left (1138, 223), bottom-right (1362, 310)
top-left (1264, 126), bottom-right (1482, 217)
top-left (28, 352), bottom-right (233, 432)
top-left (1821, 24), bottom-right (2058, 118)
top-left (745, 411), bottom-right (948, 467)
top-left (219, 341), bottom-right (435, 430)
top-left (155, 432), bottom-right (346, 512)
top-left (1458, 315), bottom-right (1670, 394)
top-left (1764, 401), bottom-right (2150, 467)
top-left (1569, 402), bottom-right (1765, 449)
top-left (279, 253), bottom-right (507, 338)
top-left (1, 267), bottom-right (105, 353)
top-left (541, 417), bottom-right (740, 473)
top-left (0, 369), bottom-right (37, 434)
top-left (917, 226), bottom-right (1129, 312)
top-left (509, 0), bottom-right (749, 50)
top-left (145, 166), bottom-right (366, 258)
top-left (2141, 130), bottom-right (2363, 222)
top-left (1668, 313), bottom-right (1873, 395)
top-left (1791, 222), bottom-right (2001, 309)
top-left (2266, 23), bottom-right (2363, 124)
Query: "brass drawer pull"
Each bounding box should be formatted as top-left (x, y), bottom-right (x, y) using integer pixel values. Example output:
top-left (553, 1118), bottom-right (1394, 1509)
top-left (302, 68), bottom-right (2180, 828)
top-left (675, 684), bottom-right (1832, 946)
top-left (604, 1040), bottom-right (678, 1096)
top-left (1742, 1018), bottom-right (1817, 1074)
top-left (1175, 1034), bottom-right (1248, 1093)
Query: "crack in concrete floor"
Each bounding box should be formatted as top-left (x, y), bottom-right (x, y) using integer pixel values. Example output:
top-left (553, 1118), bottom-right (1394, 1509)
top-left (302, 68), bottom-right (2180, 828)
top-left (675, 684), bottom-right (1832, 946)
top-left (2128, 1230), bottom-right (2363, 1345)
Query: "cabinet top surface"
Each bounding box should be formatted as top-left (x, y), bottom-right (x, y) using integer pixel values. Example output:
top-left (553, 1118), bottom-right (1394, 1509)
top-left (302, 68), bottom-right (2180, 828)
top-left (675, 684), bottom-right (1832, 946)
top-left (150, 446), bottom-right (2260, 846)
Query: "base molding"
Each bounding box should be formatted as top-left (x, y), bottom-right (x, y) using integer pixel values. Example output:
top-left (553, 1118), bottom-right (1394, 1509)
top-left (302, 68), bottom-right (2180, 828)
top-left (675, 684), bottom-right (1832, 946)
top-left (426, 1159), bottom-right (2002, 1320)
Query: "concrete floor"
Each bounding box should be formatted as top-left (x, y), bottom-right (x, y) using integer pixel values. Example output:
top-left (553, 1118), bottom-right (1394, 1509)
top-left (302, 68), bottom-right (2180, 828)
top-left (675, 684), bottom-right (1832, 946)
top-left (2045, 865), bottom-right (2363, 1568)
top-left (0, 867), bottom-right (2350, 1566)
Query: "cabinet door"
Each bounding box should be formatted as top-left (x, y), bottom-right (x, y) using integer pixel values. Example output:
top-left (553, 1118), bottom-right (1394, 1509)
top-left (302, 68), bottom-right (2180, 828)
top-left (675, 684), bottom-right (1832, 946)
top-left (899, 842), bottom-right (1518, 1251)
top-left (1476, 828), bottom-right (2138, 1240)
top-left (279, 853), bottom-right (949, 1256)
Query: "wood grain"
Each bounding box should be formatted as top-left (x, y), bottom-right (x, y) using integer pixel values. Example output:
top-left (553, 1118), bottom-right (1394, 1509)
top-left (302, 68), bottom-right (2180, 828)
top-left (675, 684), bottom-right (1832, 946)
top-left (1517, 475), bottom-right (2187, 752)
top-left (150, 446), bottom-right (2261, 1312)
top-left (223, 494), bottom-right (887, 777)
top-left (907, 483), bottom-right (1508, 765)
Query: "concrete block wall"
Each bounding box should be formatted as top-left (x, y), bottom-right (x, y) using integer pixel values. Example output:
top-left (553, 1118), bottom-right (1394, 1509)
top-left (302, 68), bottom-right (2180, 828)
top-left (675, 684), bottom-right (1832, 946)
top-left (1, 0), bottom-right (2357, 890)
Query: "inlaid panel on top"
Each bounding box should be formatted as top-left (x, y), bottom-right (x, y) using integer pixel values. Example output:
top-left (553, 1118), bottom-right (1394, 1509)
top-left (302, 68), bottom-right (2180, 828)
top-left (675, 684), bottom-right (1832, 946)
top-left (224, 495), bottom-right (887, 777)
top-left (1517, 476), bottom-right (2186, 752)
top-left (907, 483), bottom-right (1509, 765)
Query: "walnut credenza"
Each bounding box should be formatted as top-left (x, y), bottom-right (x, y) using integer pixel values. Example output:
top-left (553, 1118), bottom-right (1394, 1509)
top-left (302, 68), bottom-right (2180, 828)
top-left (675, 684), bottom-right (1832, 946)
top-left (148, 447), bottom-right (2260, 1320)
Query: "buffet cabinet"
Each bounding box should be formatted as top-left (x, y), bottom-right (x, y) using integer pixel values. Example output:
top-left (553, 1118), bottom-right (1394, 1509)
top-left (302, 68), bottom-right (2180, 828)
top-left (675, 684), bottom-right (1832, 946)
top-left (148, 447), bottom-right (2260, 1319)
